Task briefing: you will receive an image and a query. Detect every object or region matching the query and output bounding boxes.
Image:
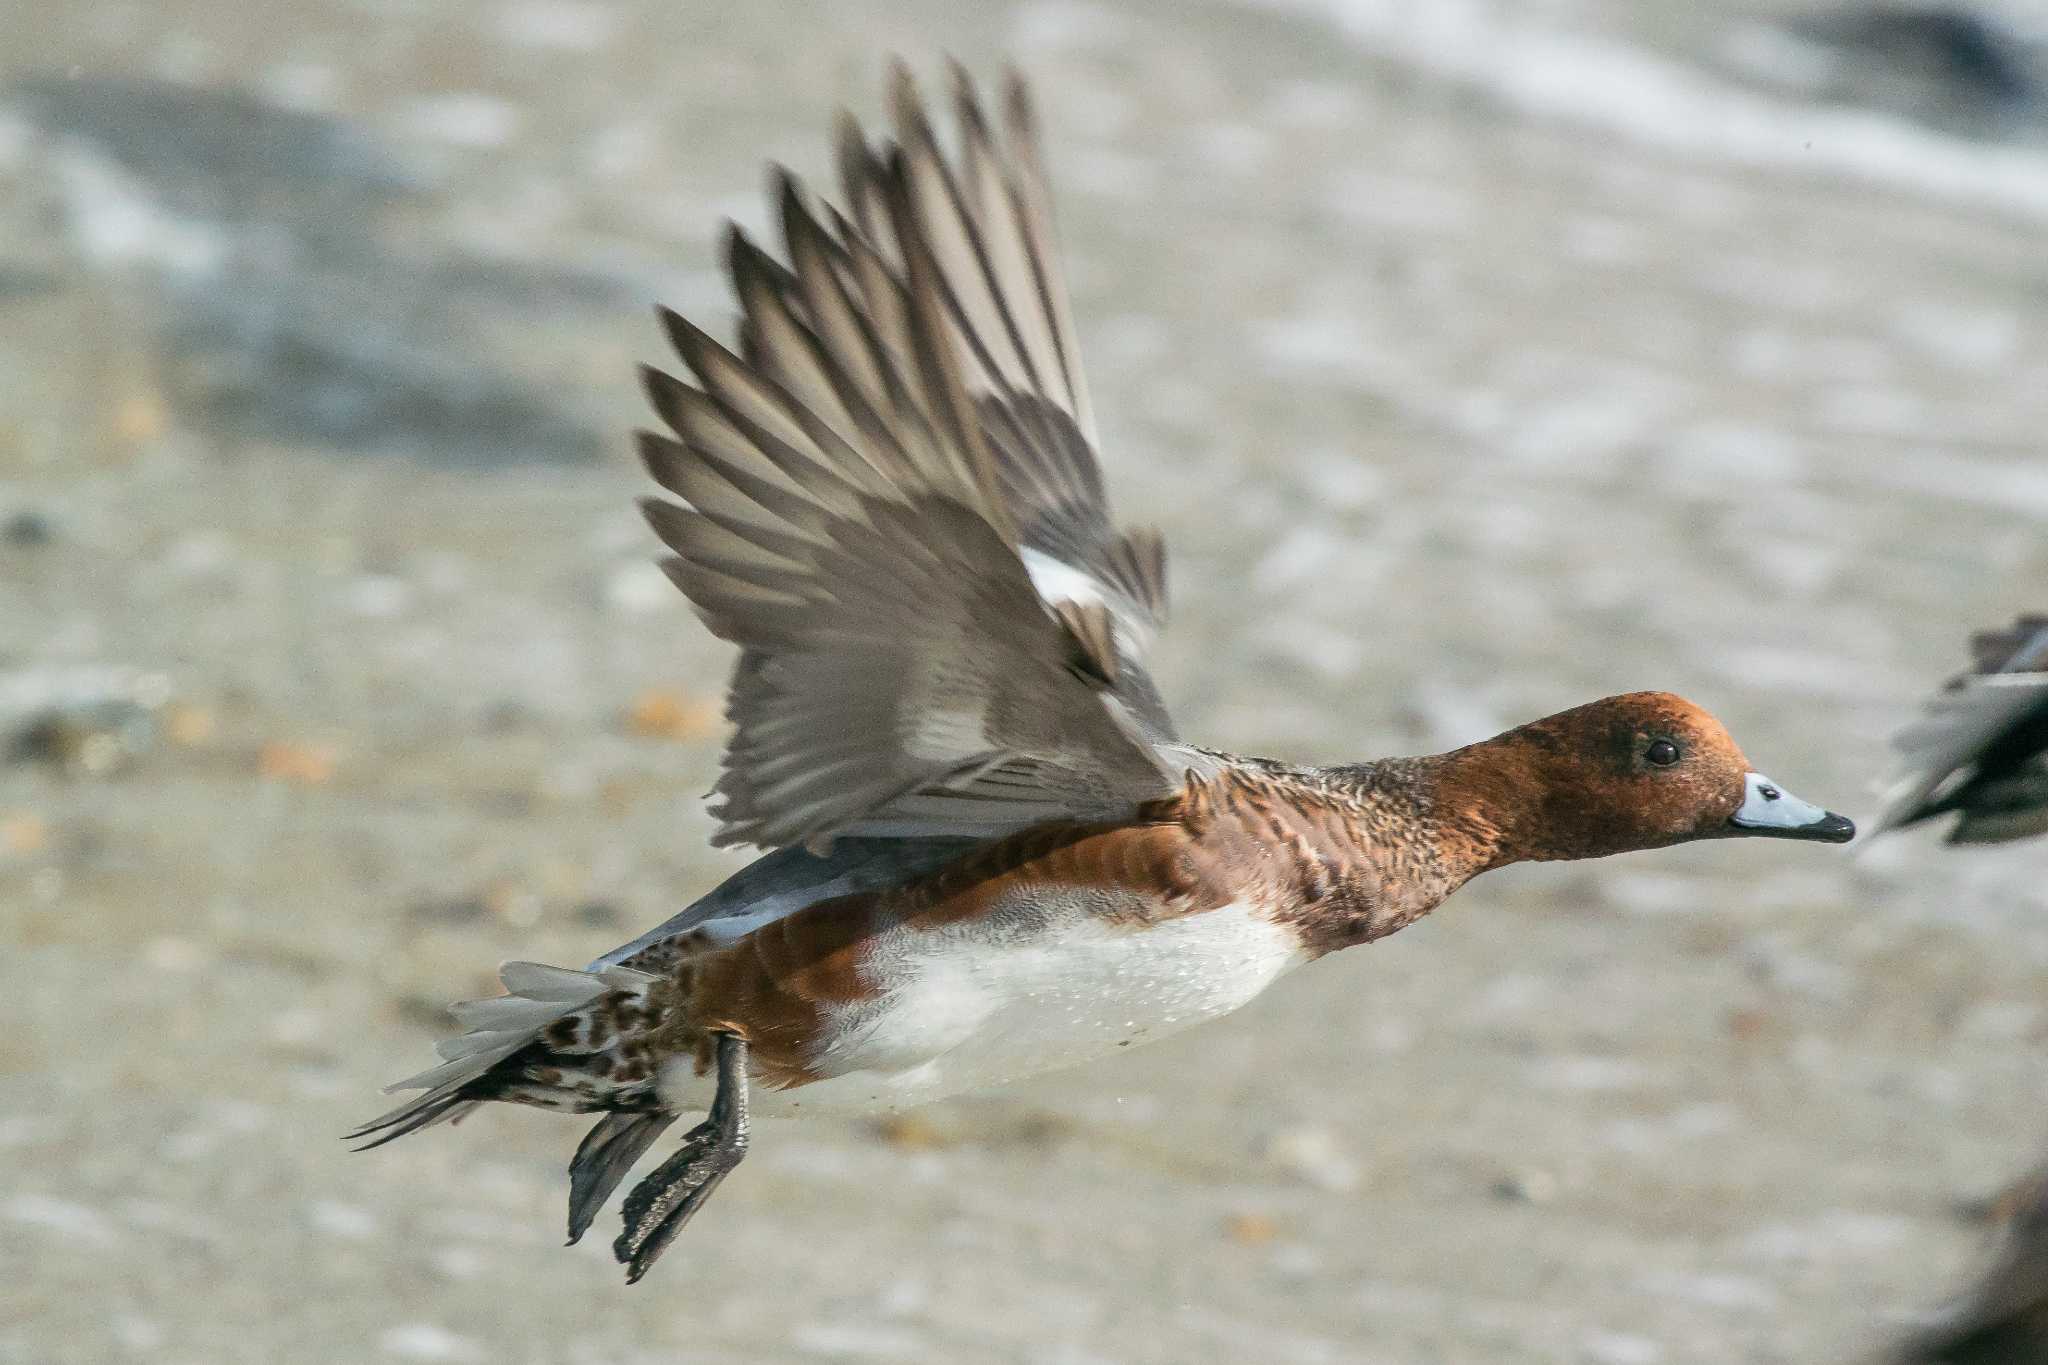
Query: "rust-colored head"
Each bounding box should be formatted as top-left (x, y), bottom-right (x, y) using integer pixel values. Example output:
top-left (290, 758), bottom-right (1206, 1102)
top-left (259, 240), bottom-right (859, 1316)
top-left (1444, 691), bottom-right (1854, 865)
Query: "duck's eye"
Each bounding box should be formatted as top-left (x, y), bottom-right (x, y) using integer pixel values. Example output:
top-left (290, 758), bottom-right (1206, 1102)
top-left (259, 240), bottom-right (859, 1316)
top-left (1646, 738), bottom-right (1681, 767)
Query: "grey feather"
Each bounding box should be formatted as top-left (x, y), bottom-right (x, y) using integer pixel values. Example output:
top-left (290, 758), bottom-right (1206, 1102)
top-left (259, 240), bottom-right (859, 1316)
top-left (1877, 612), bottom-right (2048, 839)
top-left (566, 1113), bottom-right (678, 1246)
top-left (588, 837), bottom-right (977, 971)
top-left (346, 962), bottom-right (653, 1150)
top-left (628, 62), bottom-right (1185, 851)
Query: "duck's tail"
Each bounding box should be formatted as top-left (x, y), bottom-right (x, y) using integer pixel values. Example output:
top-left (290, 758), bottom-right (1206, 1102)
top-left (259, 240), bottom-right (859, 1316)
top-left (350, 959), bottom-right (692, 1241)
top-left (348, 959), bottom-right (667, 1141)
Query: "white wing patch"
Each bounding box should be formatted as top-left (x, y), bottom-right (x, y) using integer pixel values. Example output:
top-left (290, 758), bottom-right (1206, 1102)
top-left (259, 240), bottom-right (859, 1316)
top-left (1020, 546), bottom-right (1109, 610)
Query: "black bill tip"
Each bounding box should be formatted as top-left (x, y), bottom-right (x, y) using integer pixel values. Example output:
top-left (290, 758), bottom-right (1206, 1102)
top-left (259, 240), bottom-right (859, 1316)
top-left (1738, 810), bottom-right (1856, 843)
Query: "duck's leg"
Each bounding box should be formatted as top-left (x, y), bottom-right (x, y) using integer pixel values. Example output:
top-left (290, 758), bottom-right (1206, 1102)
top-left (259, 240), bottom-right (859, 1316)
top-left (612, 1032), bottom-right (749, 1283)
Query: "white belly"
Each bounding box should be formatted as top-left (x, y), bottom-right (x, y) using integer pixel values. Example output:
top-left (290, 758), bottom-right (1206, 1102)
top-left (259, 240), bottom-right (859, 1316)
top-left (660, 900), bottom-right (1309, 1117)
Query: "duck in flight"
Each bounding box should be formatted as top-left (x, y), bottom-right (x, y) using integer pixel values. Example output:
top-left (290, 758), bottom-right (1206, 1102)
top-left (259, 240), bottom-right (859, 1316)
top-left (352, 61), bottom-right (1855, 1283)
top-left (1876, 614), bottom-right (2048, 845)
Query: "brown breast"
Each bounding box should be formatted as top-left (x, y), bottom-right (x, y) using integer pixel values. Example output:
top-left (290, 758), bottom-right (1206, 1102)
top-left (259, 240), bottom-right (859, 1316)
top-left (674, 765), bottom-right (1469, 1085)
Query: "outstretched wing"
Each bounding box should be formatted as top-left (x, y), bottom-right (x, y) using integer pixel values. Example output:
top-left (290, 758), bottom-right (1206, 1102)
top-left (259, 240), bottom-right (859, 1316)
top-left (1875, 614), bottom-right (2048, 840)
top-left (640, 62), bottom-right (1181, 852)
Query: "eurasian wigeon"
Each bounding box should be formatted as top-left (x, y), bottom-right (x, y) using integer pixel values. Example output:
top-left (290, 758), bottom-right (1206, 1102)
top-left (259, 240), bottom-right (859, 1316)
top-left (352, 61), bottom-right (1854, 1282)
top-left (1876, 614), bottom-right (2048, 843)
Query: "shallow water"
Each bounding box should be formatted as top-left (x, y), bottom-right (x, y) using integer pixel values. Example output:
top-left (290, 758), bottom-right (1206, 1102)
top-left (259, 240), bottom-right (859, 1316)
top-left (2, 1), bottom-right (2045, 1361)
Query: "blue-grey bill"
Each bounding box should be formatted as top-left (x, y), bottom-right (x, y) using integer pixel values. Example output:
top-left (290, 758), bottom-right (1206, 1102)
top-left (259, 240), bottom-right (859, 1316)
top-left (1728, 771), bottom-right (1855, 843)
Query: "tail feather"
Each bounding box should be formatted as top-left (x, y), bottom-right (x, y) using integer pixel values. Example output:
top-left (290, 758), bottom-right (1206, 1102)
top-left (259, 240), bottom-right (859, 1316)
top-left (346, 1094), bottom-right (482, 1151)
top-left (566, 1112), bottom-right (679, 1245)
top-left (446, 992), bottom-right (581, 1034)
top-left (347, 960), bottom-right (656, 1150)
top-left (500, 960), bottom-right (628, 1001)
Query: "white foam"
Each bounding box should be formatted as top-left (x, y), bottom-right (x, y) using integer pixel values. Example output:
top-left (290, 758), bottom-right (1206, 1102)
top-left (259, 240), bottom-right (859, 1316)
top-left (1526, 1053), bottom-right (1656, 1093)
top-left (379, 1324), bottom-right (485, 1363)
top-left (494, 0), bottom-right (620, 52)
top-left (1861, 447), bottom-right (2048, 514)
top-left (1010, 0), bottom-right (1133, 56)
top-left (4, 1193), bottom-right (117, 1246)
top-left (257, 61), bottom-right (343, 113)
top-left (1635, 1269), bottom-right (1781, 1311)
top-left (50, 145), bottom-right (229, 277)
top-left (789, 1322), bottom-right (928, 1358)
top-left (1584, 1332), bottom-right (1665, 1365)
top-left (1241, 0), bottom-right (2048, 223)
top-left (307, 1199), bottom-right (379, 1240)
top-left (396, 94), bottom-right (522, 150)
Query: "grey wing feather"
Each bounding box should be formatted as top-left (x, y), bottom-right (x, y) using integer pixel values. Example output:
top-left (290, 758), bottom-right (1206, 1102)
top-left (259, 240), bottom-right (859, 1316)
top-left (1968, 615), bottom-right (2048, 675)
top-left (1875, 614), bottom-right (2048, 837)
top-left (587, 838), bottom-right (978, 972)
top-left (1876, 677), bottom-right (2048, 831)
top-left (638, 62), bottom-right (1184, 851)
top-left (901, 65), bottom-right (1169, 640)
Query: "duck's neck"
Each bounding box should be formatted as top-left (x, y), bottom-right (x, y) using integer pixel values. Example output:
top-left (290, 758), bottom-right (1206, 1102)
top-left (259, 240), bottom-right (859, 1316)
top-left (1341, 737), bottom-right (1564, 869)
top-left (1232, 749), bottom-right (1529, 956)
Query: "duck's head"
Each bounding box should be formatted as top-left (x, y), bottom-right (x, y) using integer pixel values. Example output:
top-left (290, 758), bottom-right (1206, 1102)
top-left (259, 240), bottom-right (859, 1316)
top-left (1451, 691), bottom-right (1855, 864)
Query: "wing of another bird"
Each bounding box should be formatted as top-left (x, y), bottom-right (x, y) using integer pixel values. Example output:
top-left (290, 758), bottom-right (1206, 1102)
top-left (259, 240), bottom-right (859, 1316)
top-left (1876, 614), bottom-right (2048, 840)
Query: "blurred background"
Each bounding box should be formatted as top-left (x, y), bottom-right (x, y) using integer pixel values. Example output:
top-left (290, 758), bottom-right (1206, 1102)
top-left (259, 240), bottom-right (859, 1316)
top-left (3, 1), bottom-right (2046, 1361)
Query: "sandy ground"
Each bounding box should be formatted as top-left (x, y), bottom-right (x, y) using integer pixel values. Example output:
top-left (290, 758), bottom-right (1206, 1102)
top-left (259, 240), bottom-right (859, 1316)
top-left (3, 1), bottom-right (2047, 1361)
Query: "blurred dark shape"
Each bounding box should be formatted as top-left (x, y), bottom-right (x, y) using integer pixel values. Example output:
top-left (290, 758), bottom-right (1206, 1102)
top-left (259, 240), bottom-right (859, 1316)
top-left (1794, 6), bottom-right (2043, 133)
top-left (5, 74), bottom-right (622, 464)
top-left (0, 266), bottom-right (63, 302)
top-left (10, 74), bottom-right (421, 205)
top-left (1875, 615), bottom-right (2048, 843)
top-left (1830, 8), bottom-right (2035, 104)
top-left (162, 266), bottom-right (608, 464)
top-left (401, 252), bottom-right (648, 316)
top-left (2, 509), bottom-right (55, 547)
top-left (1897, 1170), bottom-right (2048, 1363)
top-left (572, 901), bottom-right (625, 929)
top-left (476, 699), bottom-right (537, 733)
top-left (8, 699), bottom-right (159, 775)
top-left (405, 896), bottom-right (492, 926)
